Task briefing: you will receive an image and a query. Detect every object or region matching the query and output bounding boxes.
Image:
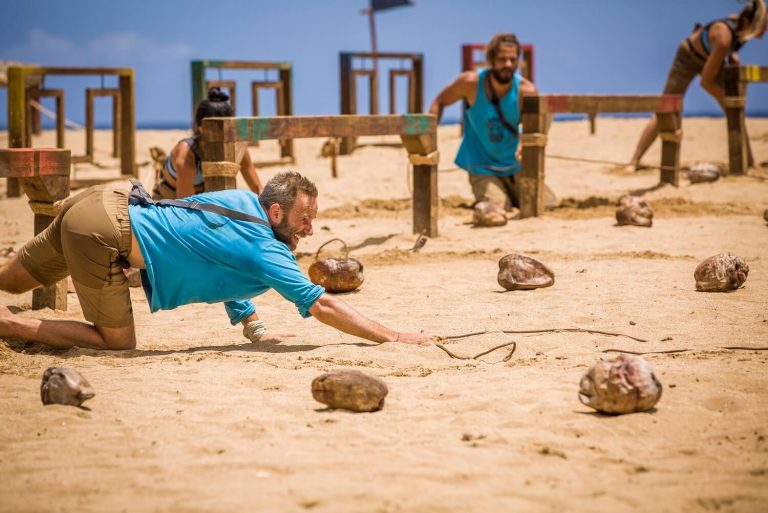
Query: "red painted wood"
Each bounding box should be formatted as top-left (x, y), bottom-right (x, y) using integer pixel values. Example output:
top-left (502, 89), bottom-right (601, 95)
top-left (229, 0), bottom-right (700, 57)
top-left (0, 148), bottom-right (71, 178)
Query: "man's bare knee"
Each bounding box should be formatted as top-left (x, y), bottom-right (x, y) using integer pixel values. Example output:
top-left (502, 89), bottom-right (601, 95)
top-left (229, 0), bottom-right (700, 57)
top-left (0, 257), bottom-right (43, 294)
top-left (96, 324), bottom-right (137, 350)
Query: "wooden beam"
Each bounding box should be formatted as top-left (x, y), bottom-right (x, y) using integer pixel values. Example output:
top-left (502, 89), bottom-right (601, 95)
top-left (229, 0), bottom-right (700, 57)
top-left (0, 148), bottom-right (71, 311)
top-left (118, 71), bottom-right (136, 176)
top-left (519, 114), bottom-right (548, 218)
top-left (402, 134), bottom-right (438, 237)
top-left (203, 114), bottom-right (435, 143)
top-left (0, 148), bottom-right (71, 178)
top-left (725, 66), bottom-right (748, 175)
top-left (342, 52), bottom-right (423, 60)
top-left (193, 60), bottom-right (292, 71)
top-left (522, 94), bottom-right (683, 114)
top-left (657, 113), bottom-right (682, 186)
top-left (737, 65), bottom-right (768, 83)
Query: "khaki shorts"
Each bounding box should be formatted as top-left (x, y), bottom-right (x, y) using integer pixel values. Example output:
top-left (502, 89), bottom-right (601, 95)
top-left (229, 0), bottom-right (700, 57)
top-left (18, 182), bottom-right (135, 328)
top-left (469, 174), bottom-right (520, 210)
top-left (663, 40), bottom-right (725, 95)
top-left (469, 174), bottom-right (557, 211)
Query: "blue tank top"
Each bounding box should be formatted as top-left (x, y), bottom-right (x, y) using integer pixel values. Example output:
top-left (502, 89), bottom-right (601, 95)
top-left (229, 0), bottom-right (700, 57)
top-left (456, 69), bottom-right (521, 177)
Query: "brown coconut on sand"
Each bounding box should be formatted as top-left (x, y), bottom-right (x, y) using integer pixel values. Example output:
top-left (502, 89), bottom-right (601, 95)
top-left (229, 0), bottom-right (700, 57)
top-left (1, 117), bottom-right (768, 511)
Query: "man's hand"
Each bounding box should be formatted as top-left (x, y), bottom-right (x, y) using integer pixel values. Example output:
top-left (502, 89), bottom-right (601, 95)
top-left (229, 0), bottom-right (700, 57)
top-left (392, 332), bottom-right (439, 345)
top-left (242, 318), bottom-right (267, 343)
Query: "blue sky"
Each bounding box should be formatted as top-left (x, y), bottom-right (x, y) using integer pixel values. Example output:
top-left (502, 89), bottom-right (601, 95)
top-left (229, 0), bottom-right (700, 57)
top-left (1, 0), bottom-right (766, 128)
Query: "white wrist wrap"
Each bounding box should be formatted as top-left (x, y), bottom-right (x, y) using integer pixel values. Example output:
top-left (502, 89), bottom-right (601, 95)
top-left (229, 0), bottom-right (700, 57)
top-left (243, 320), bottom-right (267, 342)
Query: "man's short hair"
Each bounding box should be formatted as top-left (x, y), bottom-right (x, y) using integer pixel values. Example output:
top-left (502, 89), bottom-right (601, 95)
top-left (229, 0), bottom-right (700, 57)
top-left (486, 33), bottom-right (521, 64)
top-left (259, 171), bottom-right (318, 214)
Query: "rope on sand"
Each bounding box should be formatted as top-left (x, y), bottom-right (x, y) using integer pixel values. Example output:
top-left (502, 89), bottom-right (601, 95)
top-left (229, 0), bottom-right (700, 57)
top-left (602, 346), bottom-right (768, 355)
top-left (501, 328), bottom-right (648, 343)
top-left (436, 341), bottom-right (517, 362)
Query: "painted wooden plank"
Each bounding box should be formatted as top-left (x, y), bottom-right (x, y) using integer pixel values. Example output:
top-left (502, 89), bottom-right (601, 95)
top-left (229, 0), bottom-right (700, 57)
top-left (195, 60), bottom-right (292, 70)
top-left (342, 52), bottom-right (423, 60)
top-left (0, 149), bottom-right (71, 178)
top-left (740, 65), bottom-right (768, 82)
top-left (202, 114), bottom-right (436, 143)
top-left (523, 94), bottom-right (683, 114)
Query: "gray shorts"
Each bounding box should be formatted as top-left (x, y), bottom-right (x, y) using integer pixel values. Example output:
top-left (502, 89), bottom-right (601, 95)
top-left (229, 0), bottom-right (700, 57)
top-left (663, 40), bottom-right (725, 95)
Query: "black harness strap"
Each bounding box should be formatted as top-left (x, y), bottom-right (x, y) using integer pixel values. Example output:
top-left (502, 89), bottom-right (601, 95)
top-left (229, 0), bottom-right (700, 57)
top-left (485, 72), bottom-right (519, 137)
top-left (128, 179), bottom-right (272, 228)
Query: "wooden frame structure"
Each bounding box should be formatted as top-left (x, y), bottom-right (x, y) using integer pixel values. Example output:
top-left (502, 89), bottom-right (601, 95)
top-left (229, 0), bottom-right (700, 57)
top-left (0, 148), bottom-right (71, 311)
top-left (6, 66), bottom-right (136, 198)
top-left (190, 60), bottom-right (294, 162)
top-left (339, 52), bottom-right (424, 154)
top-left (26, 88), bottom-right (64, 149)
top-left (200, 114), bottom-right (440, 236)
top-left (519, 94), bottom-right (683, 218)
top-left (724, 65), bottom-right (767, 175)
top-left (85, 88), bottom-right (121, 161)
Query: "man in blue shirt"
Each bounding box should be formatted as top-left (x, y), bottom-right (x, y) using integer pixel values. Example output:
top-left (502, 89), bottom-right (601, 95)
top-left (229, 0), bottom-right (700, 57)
top-left (0, 171), bottom-right (434, 350)
top-left (429, 33), bottom-right (554, 214)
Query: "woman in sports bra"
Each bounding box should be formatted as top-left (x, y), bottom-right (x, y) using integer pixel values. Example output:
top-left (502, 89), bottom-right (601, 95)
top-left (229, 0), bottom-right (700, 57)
top-left (625, 0), bottom-right (766, 172)
top-left (152, 87), bottom-right (264, 199)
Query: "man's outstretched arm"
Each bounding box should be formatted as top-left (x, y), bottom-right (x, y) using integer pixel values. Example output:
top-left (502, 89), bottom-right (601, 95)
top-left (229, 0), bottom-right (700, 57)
top-left (308, 293), bottom-right (433, 345)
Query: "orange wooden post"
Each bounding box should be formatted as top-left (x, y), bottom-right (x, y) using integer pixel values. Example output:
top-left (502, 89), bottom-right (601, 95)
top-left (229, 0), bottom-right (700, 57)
top-left (0, 148), bottom-right (71, 310)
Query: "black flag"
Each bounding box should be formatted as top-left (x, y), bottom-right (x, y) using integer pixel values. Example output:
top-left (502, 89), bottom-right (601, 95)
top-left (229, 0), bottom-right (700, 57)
top-left (371, 0), bottom-right (413, 12)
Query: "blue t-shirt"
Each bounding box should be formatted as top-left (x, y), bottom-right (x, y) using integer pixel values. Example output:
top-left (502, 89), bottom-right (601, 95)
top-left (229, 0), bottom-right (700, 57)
top-left (456, 69), bottom-right (521, 177)
top-left (128, 189), bottom-right (325, 325)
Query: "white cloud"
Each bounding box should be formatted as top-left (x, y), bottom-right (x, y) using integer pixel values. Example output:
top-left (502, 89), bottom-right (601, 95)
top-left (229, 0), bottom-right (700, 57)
top-left (1, 28), bottom-right (193, 66)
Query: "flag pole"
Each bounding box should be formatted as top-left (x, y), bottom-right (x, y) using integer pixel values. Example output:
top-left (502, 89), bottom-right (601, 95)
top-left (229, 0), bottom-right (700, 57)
top-left (368, 5), bottom-right (379, 114)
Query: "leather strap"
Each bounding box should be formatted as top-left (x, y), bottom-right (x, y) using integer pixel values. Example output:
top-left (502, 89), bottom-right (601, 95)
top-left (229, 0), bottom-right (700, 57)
top-left (485, 72), bottom-right (519, 137)
top-left (128, 179), bottom-right (272, 228)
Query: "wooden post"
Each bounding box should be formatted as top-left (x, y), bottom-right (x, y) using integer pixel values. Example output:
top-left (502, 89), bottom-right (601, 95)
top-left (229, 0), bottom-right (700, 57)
top-left (519, 106), bottom-right (548, 219)
top-left (588, 112), bottom-right (596, 134)
top-left (85, 89), bottom-right (95, 163)
top-left (7, 67), bottom-right (27, 198)
top-left (190, 61), bottom-right (207, 119)
top-left (412, 54), bottom-right (424, 113)
top-left (340, 53), bottom-right (354, 154)
top-left (401, 134), bottom-right (438, 237)
top-left (200, 133), bottom-right (247, 192)
top-left (118, 71), bottom-right (136, 176)
top-left (724, 66), bottom-right (748, 175)
top-left (657, 112), bottom-right (682, 186)
top-left (278, 67), bottom-right (294, 160)
top-left (0, 148), bottom-right (71, 311)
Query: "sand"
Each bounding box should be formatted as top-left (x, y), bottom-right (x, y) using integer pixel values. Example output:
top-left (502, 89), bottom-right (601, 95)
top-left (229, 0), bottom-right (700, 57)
top-left (1, 117), bottom-right (767, 513)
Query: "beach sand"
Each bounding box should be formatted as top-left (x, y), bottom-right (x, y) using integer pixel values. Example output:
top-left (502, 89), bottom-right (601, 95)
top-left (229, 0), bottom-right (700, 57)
top-left (1, 117), bottom-right (767, 512)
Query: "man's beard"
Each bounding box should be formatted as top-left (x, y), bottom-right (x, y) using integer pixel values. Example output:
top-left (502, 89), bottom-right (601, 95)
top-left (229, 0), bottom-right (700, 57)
top-left (491, 67), bottom-right (514, 85)
top-left (273, 217), bottom-right (298, 250)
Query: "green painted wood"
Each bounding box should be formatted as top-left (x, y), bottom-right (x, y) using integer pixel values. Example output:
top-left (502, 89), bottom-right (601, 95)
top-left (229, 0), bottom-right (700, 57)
top-left (202, 114), bottom-right (436, 143)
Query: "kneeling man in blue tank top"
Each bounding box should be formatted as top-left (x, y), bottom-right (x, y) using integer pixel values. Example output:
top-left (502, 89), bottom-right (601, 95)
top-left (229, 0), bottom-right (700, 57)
top-left (430, 33), bottom-right (554, 213)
